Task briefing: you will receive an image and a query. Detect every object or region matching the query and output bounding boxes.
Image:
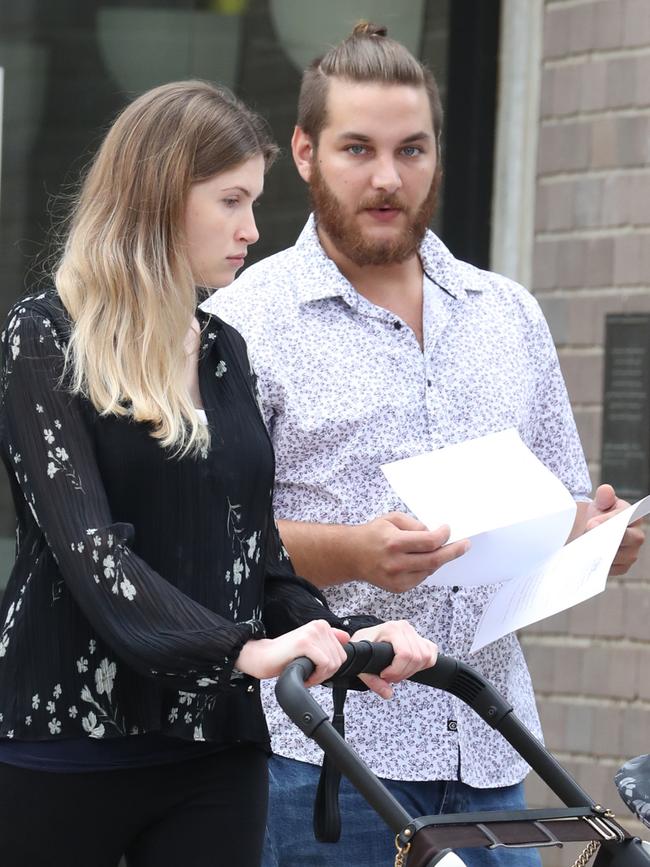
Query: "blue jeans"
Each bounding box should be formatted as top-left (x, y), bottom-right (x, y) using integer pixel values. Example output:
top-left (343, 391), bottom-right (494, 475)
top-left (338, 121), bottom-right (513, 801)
top-left (262, 755), bottom-right (542, 867)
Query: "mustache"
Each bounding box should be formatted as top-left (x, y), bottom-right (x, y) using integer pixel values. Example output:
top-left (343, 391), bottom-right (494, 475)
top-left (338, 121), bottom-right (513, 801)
top-left (357, 194), bottom-right (407, 212)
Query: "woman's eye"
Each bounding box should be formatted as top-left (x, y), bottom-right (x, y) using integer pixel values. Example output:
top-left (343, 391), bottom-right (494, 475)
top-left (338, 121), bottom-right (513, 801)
top-left (223, 197), bottom-right (239, 208)
top-left (401, 146), bottom-right (422, 157)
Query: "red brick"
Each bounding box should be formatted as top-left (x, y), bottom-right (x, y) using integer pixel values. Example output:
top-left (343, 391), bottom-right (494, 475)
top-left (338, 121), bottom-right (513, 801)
top-left (538, 122), bottom-right (591, 174)
top-left (556, 240), bottom-right (588, 290)
top-left (594, 0), bottom-right (625, 50)
top-left (540, 66), bottom-right (556, 119)
top-left (623, 585), bottom-right (650, 640)
top-left (574, 176), bottom-right (605, 228)
top-left (614, 234), bottom-right (647, 285)
top-left (622, 706), bottom-right (650, 756)
top-left (622, 0), bottom-right (650, 47)
top-left (566, 585), bottom-right (626, 639)
top-left (539, 181), bottom-right (576, 232)
top-left (583, 644), bottom-right (638, 699)
top-left (622, 173), bottom-right (650, 225)
top-left (535, 291), bottom-right (624, 348)
top-left (537, 695), bottom-right (569, 746)
top-left (543, 6), bottom-right (572, 60)
top-left (569, 1), bottom-right (596, 55)
top-left (617, 116), bottom-right (650, 168)
top-left (636, 55), bottom-right (650, 108)
top-left (606, 56), bottom-right (639, 111)
top-left (522, 643), bottom-right (556, 693)
top-left (580, 56), bottom-right (608, 112)
top-left (591, 116), bottom-right (619, 169)
top-left (533, 237), bottom-right (617, 292)
top-left (565, 701), bottom-right (595, 752)
top-left (532, 240), bottom-right (559, 291)
top-left (559, 348), bottom-right (604, 404)
top-left (522, 607), bottom-right (571, 637)
top-left (592, 703), bottom-right (626, 755)
top-left (553, 62), bottom-right (583, 117)
top-left (635, 648), bottom-right (650, 700)
top-left (573, 405), bottom-right (601, 463)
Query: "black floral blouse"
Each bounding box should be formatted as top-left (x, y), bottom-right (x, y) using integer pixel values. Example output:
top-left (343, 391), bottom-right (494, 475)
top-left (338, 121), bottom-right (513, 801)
top-left (0, 291), bottom-right (376, 746)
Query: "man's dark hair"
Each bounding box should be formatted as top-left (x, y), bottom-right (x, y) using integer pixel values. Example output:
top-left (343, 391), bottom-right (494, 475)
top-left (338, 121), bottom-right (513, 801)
top-left (297, 21), bottom-right (443, 151)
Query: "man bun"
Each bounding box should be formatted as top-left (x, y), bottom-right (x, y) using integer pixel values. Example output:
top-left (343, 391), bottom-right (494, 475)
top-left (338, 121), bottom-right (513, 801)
top-left (351, 21), bottom-right (388, 38)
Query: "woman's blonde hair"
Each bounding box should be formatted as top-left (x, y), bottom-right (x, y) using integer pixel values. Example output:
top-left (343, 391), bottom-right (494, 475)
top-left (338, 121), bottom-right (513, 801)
top-left (55, 80), bottom-right (277, 456)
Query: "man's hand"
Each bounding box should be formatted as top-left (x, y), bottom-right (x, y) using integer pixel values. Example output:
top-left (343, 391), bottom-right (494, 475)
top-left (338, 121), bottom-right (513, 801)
top-left (580, 484), bottom-right (645, 576)
top-left (277, 513), bottom-right (470, 591)
top-left (348, 512), bottom-right (470, 593)
top-left (350, 620), bottom-right (438, 699)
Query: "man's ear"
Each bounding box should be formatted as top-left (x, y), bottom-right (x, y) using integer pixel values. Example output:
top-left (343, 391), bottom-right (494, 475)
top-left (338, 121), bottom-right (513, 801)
top-left (291, 126), bottom-right (315, 183)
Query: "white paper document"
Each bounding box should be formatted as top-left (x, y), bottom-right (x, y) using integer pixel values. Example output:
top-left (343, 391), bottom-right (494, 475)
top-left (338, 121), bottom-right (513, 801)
top-left (381, 428), bottom-right (578, 587)
top-left (380, 429), bottom-right (650, 652)
top-left (472, 495), bottom-right (650, 651)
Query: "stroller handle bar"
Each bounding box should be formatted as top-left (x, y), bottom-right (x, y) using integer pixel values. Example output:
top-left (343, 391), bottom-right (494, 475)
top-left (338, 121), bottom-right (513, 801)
top-left (276, 641), bottom-right (593, 819)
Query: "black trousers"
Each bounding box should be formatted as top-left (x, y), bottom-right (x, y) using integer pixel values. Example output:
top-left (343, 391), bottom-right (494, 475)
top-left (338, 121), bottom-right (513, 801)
top-left (0, 745), bottom-right (268, 867)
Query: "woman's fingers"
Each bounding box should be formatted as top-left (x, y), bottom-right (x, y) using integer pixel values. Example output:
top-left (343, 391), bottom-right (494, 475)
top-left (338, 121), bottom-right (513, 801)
top-left (299, 620), bottom-right (349, 687)
top-left (350, 621), bottom-right (438, 686)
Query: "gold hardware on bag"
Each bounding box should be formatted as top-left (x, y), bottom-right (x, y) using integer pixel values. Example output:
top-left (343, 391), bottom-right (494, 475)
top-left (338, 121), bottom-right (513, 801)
top-left (394, 834), bottom-right (412, 867)
top-left (571, 840), bottom-right (601, 867)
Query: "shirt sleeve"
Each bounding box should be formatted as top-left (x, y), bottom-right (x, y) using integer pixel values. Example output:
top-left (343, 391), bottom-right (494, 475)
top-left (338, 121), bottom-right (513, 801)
top-left (0, 304), bottom-right (264, 693)
top-left (526, 302), bottom-right (592, 502)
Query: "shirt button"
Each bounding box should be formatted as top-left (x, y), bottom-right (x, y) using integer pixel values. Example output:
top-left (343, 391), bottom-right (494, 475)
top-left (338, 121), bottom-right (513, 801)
top-left (451, 586), bottom-right (460, 593)
top-left (393, 321), bottom-right (402, 330)
top-left (427, 379), bottom-right (432, 387)
top-left (447, 720), bottom-right (458, 732)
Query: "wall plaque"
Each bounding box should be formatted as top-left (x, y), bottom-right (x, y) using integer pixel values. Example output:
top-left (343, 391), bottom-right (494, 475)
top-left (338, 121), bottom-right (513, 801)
top-left (601, 314), bottom-right (650, 501)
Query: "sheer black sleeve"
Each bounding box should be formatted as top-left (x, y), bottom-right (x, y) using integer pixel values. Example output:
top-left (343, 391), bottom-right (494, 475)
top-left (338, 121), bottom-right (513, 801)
top-left (0, 304), bottom-right (263, 693)
top-left (262, 514), bottom-right (381, 638)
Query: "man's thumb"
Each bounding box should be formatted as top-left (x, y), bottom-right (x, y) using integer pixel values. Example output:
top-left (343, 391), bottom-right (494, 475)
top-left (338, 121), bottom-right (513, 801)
top-left (594, 483), bottom-right (616, 512)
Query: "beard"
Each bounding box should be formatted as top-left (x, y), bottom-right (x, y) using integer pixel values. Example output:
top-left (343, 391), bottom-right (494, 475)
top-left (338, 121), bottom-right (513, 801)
top-left (308, 160), bottom-right (441, 267)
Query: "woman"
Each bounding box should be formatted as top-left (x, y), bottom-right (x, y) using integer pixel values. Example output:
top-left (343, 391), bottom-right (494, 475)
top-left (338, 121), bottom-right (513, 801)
top-left (0, 81), bottom-right (437, 867)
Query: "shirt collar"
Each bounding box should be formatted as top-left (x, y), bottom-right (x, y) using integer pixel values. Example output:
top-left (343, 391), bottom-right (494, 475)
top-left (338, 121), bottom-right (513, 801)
top-left (292, 214), bottom-right (485, 307)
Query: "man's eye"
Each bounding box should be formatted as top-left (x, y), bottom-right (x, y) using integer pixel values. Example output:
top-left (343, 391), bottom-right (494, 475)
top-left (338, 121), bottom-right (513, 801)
top-left (347, 145), bottom-right (367, 156)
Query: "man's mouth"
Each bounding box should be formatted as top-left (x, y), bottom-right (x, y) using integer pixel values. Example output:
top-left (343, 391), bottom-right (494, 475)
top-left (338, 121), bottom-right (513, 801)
top-left (364, 205), bottom-right (403, 221)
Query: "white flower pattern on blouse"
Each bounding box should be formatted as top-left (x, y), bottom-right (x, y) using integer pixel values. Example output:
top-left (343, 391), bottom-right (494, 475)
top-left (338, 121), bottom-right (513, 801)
top-left (0, 289), bottom-right (355, 745)
top-left (205, 216), bottom-right (592, 787)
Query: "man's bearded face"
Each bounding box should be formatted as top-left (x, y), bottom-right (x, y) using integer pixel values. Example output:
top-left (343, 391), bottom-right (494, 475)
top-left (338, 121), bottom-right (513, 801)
top-left (309, 157), bottom-right (442, 267)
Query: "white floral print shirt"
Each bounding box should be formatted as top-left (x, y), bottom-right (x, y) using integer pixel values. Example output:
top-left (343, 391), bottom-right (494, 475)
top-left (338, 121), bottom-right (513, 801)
top-left (204, 216), bottom-right (592, 786)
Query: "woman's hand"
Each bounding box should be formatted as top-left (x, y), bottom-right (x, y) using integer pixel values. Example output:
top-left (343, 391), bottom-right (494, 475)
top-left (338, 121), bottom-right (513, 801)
top-left (351, 621), bottom-right (438, 699)
top-left (235, 619), bottom-right (350, 687)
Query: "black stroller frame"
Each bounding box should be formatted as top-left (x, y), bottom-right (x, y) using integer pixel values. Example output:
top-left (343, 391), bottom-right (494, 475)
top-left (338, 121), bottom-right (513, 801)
top-left (276, 641), bottom-right (650, 867)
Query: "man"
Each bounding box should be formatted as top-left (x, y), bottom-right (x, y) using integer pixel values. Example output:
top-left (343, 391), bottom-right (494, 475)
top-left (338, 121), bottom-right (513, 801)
top-left (204, 22), bottom-right (644, 867)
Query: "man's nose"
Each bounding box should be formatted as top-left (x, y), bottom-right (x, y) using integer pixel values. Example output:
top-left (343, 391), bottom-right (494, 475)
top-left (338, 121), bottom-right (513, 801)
top-left (371, 155), bottom-right (402, 194)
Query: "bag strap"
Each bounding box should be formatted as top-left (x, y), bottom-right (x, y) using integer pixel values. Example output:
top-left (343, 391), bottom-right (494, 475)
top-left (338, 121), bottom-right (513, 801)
top-left (313, 686), bottom-right (347, 842)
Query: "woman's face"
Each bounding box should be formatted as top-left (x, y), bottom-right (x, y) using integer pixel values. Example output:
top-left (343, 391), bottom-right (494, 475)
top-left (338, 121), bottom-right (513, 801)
top-left (184, 154), bottom-right (265, 288)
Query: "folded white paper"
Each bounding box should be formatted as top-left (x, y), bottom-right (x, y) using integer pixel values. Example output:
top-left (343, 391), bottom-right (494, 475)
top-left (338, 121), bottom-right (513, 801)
top-left (380, 429), bottom-right (650, 651)
top-left (471, 495), bottom-right (650, 652)
top-left (381, 428), bottom-right (577, 586)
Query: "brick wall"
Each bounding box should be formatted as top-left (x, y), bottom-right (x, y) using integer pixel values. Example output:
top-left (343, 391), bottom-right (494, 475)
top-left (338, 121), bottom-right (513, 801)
top-left (523, 0), bottom-right (650, 858)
